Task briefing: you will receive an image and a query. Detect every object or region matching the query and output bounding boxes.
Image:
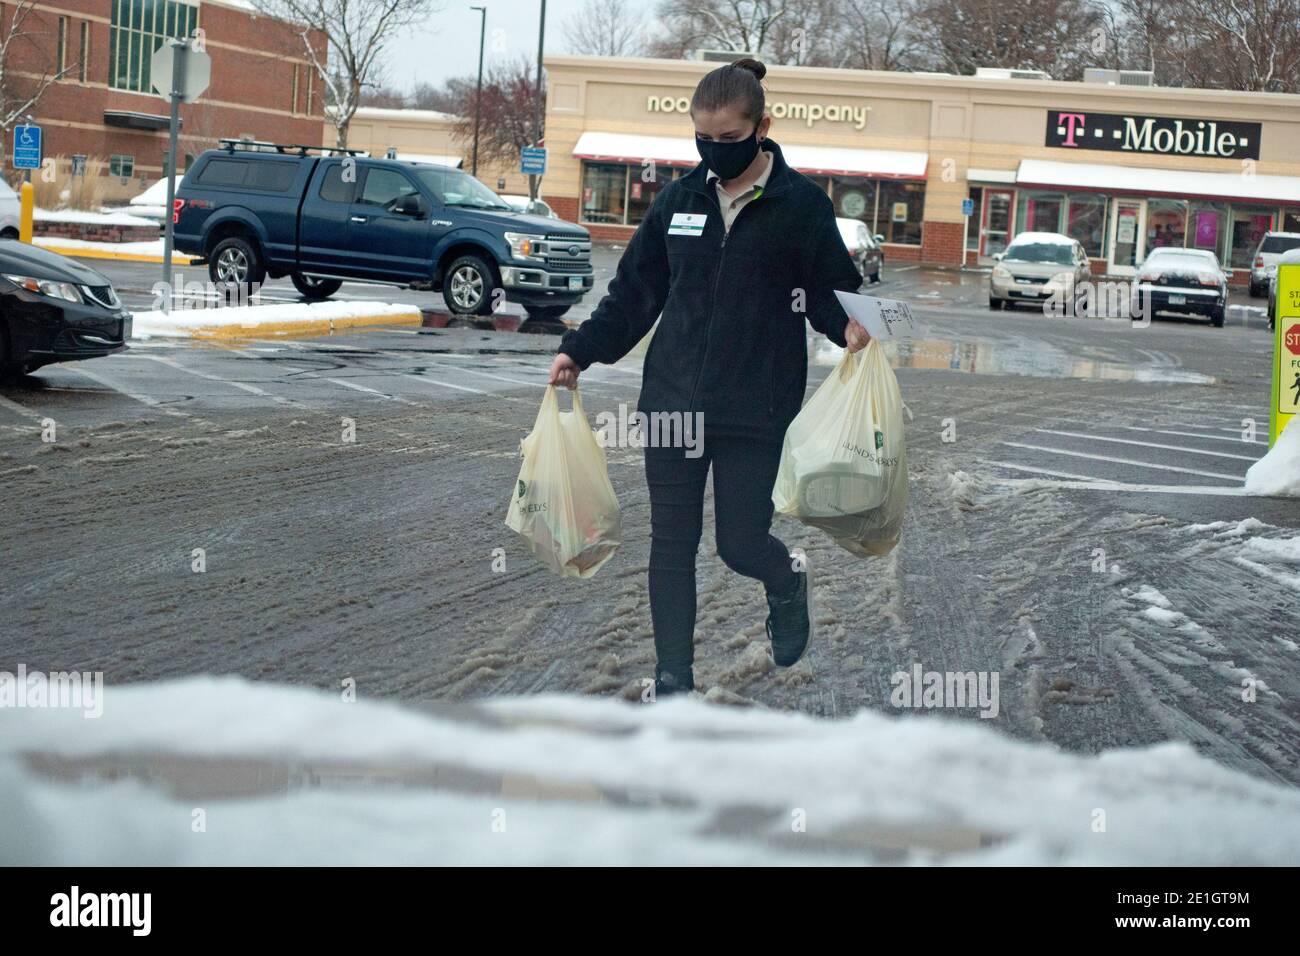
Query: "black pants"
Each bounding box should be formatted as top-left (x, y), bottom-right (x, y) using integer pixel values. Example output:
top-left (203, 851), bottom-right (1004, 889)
top-left (644, 432), bottom-right (797, 668)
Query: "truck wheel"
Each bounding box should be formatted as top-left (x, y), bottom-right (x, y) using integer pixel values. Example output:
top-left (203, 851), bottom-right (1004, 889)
top-left (524, 305), bottom-right (571, 322)
top-left (442, 254), bottom-right (496, 316)
top-left (209, 236), bottom-right (266, 293)
top-left (291, 273), bottom-right (342, 301)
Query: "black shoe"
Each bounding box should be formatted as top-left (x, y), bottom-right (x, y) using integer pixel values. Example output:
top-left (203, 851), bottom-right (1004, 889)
top-left (766, 569), bottom-right (811, 667)
top-left (654, 663), bottom-right (694, 699)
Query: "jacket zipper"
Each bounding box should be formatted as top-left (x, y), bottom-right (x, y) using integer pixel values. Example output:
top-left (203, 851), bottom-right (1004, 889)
top-left (686, 195), bottom-right (760, 414)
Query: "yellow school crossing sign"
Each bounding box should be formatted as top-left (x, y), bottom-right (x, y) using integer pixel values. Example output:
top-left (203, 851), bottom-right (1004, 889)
top-left (1272, 260), bottom-right (1300, 445)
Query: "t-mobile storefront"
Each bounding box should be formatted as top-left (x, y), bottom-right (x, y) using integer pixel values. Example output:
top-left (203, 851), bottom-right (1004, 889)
top-left (541, 55), bottom-right (1300, 280)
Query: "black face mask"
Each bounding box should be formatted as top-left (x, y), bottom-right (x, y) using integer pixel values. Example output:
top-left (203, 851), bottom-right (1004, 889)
top-left (695, 128), bottom-right (761, 181)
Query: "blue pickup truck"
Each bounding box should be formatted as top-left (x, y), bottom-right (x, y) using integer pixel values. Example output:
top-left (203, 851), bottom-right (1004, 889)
top-left (173, 140), bottom-right (594, 321)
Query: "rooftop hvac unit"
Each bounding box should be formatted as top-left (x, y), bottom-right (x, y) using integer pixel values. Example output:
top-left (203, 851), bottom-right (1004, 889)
top-left (695, 49), bottom-right (758, 63)
top-left (1084, 68), bottom-right (1155, 87)
top-left (974, 67), bottom-right (1052, 81)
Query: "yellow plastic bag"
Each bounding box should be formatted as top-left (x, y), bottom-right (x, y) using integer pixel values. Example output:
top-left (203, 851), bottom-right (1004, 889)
top-left (772, 340), bottom-right (908, 556)
top-left (505, 385), bottom-right (621, 578)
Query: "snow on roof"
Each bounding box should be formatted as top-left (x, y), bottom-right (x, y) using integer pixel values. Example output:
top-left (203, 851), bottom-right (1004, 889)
top-left (572, 130), bottom-right (928, 178)
top-left (1009, 231), bottom-right (1075, 244)
top-left (1018, 158), bottom-right (1300, 204)
top-left (353, 106), bottom-right (461, 124)
top-left (130, 175), bottom-right (184, 207)
top-left (389, 152), bottom-right (463, 168)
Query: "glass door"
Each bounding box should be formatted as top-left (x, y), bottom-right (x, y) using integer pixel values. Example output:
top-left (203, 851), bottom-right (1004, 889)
top-left (980, 189), bottom-right (1015, 258)
top-left (1109, 199), bottom-right (1146, 275)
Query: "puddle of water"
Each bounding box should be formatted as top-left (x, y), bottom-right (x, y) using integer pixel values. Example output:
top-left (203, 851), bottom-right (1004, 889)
top-left (812, 336), bottom-right (1216, 385)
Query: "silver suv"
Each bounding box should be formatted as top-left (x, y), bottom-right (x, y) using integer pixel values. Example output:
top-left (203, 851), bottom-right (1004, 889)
top-left (1249, 231), bottom-right (1300, 298)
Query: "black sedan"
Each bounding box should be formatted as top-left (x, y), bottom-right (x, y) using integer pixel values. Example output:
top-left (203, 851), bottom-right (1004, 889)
top-left (0, 241), bottom-right (130, 376)
top-left (1129, 247), bottom-right (1228, 327)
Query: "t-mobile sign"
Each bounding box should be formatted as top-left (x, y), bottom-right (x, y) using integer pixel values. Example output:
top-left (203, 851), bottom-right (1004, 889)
top-left (1046, 110), bottom-right (1261, 160)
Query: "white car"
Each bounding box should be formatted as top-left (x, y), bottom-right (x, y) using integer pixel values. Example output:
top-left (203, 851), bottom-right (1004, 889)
top-left (0, 179), bottom-right (21, 238)
top-left (835, 217), bottom-right (883, 283)
top-left (126, 175), bottom-right (184, 223)
top-left (989, 232), bottom-right (1091, 310)
top-left (499, 194), bottom-right (556, 218)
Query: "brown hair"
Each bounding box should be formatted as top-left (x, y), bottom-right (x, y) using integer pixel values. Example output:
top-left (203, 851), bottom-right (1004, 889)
top-left (690, 57), bottom-right (767, 126)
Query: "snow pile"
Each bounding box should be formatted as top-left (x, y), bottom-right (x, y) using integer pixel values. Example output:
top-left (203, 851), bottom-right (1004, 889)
top-left (132, 301), bottom-right (421, 338)
top-left (3, 677), bottom-right (1299, 866)
top-left (35, 208), bottom-right (158, 227)
top-left (1244, 419), bottom-right (1300, 497)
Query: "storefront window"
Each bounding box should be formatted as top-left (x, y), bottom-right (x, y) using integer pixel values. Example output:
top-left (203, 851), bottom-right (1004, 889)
top-left (1066, 194), bottom-right (1106, 257)
top-left (627, 163), bottom-right (672, 225)
top-left (1147, 199), bottom-right (1188, 251)
top-left (1230, 205), bottom-right (1275, 268)
top-left (1282, 209), bottom-right (1300, 233)
top-left (1188, 202), bottom-right (1227, 263)
top-left (877, 180), bottom-right (924, 245)
top-left (580, 162), bottom-right (627, 225)
top-left (831, 177), bottom-right (877, 229)
top-left (1016, 191), bottom-right (1064, 233)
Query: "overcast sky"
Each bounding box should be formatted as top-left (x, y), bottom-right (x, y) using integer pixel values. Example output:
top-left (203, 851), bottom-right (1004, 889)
top-left (382, 1), bottom-right (593, 91)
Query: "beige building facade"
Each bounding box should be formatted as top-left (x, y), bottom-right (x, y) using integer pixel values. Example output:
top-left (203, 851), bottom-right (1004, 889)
top-left (541, 55), bottom-right (1300, 279)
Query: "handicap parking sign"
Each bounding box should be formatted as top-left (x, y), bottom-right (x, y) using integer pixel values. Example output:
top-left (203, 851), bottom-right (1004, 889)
top-left (13, 125), bottom-right (41, 170)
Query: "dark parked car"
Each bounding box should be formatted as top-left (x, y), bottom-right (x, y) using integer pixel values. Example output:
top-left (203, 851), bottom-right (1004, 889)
top-left (1130, 247), bottom-right (1227, 327)
top-left (0, 242), bottom-right (128, 377)
top-left (174, 140), bottom-right (594, 321)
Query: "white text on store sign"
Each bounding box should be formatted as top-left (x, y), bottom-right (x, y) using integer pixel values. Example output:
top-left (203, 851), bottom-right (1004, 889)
top-left (646, 95), bottom-right (868, 130)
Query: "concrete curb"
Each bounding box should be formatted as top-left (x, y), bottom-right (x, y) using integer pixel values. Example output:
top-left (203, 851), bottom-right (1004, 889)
top-left (34, 243), bottom-right (194, 265)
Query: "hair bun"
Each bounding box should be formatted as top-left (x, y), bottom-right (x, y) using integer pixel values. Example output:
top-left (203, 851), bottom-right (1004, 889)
top-left (730, 57), bottom-right (766, 81)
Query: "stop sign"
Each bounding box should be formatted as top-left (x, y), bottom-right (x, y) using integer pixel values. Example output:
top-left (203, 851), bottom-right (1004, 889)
top-left (1286, 325), bottom-right (1300, 356)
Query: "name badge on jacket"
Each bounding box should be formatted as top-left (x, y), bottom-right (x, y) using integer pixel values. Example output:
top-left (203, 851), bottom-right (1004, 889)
top-left (667, 212), bottom-right (707, 237)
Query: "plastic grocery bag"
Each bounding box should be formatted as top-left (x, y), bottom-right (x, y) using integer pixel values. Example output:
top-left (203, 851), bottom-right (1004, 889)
top-left (772, 339), bottom-right (907, 556)
top-left (505, 385), bottom-right (621, 578)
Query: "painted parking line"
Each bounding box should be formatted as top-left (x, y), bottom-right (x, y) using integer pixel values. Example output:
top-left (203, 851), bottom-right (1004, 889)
top-left (1000, 441), bottom-right (1244, 482)
top-left (984, 460), bottom-right (1106, 482)
top-left (64, 365), bottom-right (193, 418)
top-left (1116, 425), bottom-right (1268, 447)
top-left (138, 354), bottom-right (307, 408)
top-left (396, 371), bottom-right (489, 395)
top-left (0, 393), bottom-right (42, 421)
top-left (990, 475), bottom-right (1249, 497)
top-left (1032, 428), bottom-right (1261, 462)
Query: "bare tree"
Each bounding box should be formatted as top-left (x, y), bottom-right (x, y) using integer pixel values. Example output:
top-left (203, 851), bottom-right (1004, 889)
top-left (564, 0), bottom-right (647, 56)
top-left (447, 57), bottom-right (541, 173)
top-left (0, 0), bottom-right (75, 171)
top-left (913, 0), bottom-right (1109, 79)
top-left (251, 0), bottom-right (443, 148)
top-left (649, 0), bottom-right (798, 60)
top-left (830, 0), bottom-right (925, 70)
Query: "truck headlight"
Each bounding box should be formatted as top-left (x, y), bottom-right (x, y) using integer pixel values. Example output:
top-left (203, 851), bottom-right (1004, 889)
top-left (4, 274), bottom-right (84, 303)
top-left (504, 232), bottom-right (546, 260)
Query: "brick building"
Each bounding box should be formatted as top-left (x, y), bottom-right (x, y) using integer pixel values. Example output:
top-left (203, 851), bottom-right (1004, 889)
top-left (543, 55), bottom-right (1300, 278)
top-left (4, 0), bottom-right (326, 201)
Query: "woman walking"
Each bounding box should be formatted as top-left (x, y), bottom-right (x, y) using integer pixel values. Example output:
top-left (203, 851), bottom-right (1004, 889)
top-left (548, 58), bottom-right (871, 697)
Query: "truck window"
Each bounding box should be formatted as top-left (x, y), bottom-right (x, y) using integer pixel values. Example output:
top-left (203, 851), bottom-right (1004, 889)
top-left (318, 164), bottom-right (354, 203)
top-left (196, 159), bottom-right (248, 187)
top-left (358, 168), bottom-right (419, 210)
top-left (247, 161), bottom-right (297, 191)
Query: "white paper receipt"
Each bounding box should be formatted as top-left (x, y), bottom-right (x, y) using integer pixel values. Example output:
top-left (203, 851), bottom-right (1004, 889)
top-left (667, 212), bottom-right (707, 236)
top-left (834, 290), bottom-right (921, 340)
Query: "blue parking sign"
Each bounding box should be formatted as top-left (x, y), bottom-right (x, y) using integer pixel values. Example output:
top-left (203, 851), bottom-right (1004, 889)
top-left (520, 147), bottom-right (547, 175)
top-left (13, 124), bottom-right (41, 170)
top-left (961, 198), bottom-right (975, 216)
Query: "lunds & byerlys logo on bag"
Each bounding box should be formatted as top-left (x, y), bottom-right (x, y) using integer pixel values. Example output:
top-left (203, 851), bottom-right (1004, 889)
top-left (1045, 110), bottom-right (1261, 160)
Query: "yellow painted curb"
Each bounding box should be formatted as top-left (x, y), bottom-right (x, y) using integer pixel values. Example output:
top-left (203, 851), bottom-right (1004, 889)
top-left (183, 310), bottom-right (424, 340)
top-left (34, 243), bottom-right (194, 265)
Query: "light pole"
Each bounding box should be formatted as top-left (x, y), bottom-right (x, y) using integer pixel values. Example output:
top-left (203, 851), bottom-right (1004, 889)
top-left (470, 5), bottom-right (486, 178)
top-left (530, 0), bottom-right (546, 201)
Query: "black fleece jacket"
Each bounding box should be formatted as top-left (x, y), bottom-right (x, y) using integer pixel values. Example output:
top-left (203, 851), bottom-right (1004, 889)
top-left (558, 139), bottom-right (862, 440)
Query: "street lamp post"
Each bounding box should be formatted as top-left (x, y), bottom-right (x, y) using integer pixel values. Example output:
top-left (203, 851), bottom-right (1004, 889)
top-left (530, 0), bottom-right (546, 201)
top-left (470, 5), bottom-right (486, 177)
